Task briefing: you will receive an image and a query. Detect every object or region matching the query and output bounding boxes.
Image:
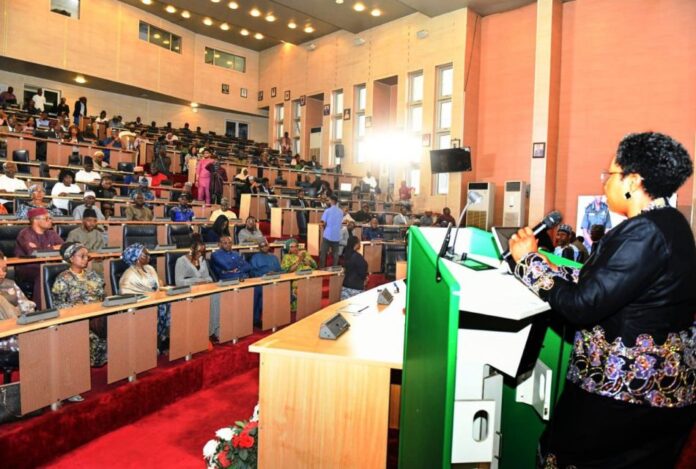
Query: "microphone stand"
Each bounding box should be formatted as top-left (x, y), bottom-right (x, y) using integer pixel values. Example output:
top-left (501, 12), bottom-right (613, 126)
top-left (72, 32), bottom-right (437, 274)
top-left (435, 196), bottom-right (479, 282)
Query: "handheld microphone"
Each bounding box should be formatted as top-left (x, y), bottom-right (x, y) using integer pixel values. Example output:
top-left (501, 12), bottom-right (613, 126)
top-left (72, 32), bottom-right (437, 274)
top-left (435, 190), bottom-right (483, 282)
top-left (500, 210), bottom-right (563, 260)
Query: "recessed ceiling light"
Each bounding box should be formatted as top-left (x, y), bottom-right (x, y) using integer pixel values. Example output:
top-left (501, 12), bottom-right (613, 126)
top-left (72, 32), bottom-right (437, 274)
top-left (141, 0), bottom-right (152, 5)
top-left (250, 8), bottom-right (261, 17)
top-left (288, 21), bottom-right (297, 29)
top-left (304, 25), bottom-right (315, 33)
top-left (371, 8), bottom-right (381, 17)
top-left (153, 33), bottom-right (161, 39)
top-left (191, 102), bottom-right (199, 108)
top-left (203, 17), bottom-right (213, 26)
top-left (228, 1), bottom-right (239, 9)
top-left (265, 14), bottom-right (276, 22)
top-left (214, 54), bottom-right (220, 58)
top-left (211, 0), bottom-right (221, 3)
top-left (240, 29), bottom-right (249, 36)
top-left (353, 2), bottom-right (366, 12)
top-left (75, 75), bottom-right (87, 84)
top-left (254, 32), bottom-right (264, 40)
top-left (181, 10), bottom-right (191, 18)
top-left (220, 22), bottom-right (230, 30)
top-left (163, 39), bottom-right (170, 44)
top-left (336, 0), bottom-right (344, 4)
top-left (165, 5), bottom-right (176, 13)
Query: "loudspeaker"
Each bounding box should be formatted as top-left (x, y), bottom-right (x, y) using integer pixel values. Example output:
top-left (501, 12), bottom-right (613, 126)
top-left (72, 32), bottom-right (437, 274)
top-left (335, 143), bottom-right (344, 161)
top-left (377, 288), bottom-right (394, 305)
top-left (319, 313), bottom-right (350, 340)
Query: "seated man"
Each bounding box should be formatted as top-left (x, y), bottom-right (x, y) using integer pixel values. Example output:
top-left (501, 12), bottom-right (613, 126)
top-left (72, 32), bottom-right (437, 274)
top-left (211, 235), bottom-right (252, 281)
top-left (393, 205), bottom-right (410, 226)
top-left (36, 111), bottom-right (50, 128)
top-left (15, 208), bottom-right (64, 307)
top-left (94, 175), bottom-right (116, 199)
top-left (436, 207), bottom-right (456, 227)
top-left (73, 191), bottom-right (105, 220)
top-left (209, 197), bottom-right (237, 222)
top-left (419, 211), bottom-right (434, 227)
top-left (250, 240), bottom-right (281, 325)
top-left (170, 193), bottom-right (194, 222)
top-left (66, 208), bottom-right (104, 251)
top-left (75, 160), bottom-right (101, 188)
top-left (92, 150), bottom-right (110, 169)
top-left (352, 203), bottom-right (372, 223)
top-left (148, 166), bottom-right (169, 198)
top-left (0, 161), bottom-right (28, 209)
top-left (238, 216), bottom-right (266, 244)
top-left (125, 192), bottom-right (154, 221)
top-left (553, 223), bottom-right (582, 262)
top-left (362, 217), bottom-right (385, 241)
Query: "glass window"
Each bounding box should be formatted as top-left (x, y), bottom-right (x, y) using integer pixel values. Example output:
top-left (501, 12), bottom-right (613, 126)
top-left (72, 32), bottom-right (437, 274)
top-left (357, 114), bottom-right (366, 137)
top-left (409, 72), bottom-right (424, 102)
top-left (438, 133), bottom-right (451, 150)
top-left (437, 173), bottom-right (449, 194)
top-left (356, 140), bottom-right (367, 163)
top-left (204, 47), bottom-right (246, 73)
top-left (357, 86), bottom-right (367, 111)
top-left (440, 66), bottom-right (453, 97)
top-left (332, 118), bottom-right (343, 140)
top-left (51, 0), bottom-right (79, 18)
top-left (410, 169), bottom-right (420, 195)
top-left (139, 21), bottom-right (182, 54)
top-left (409, 106), bottom-right (423, 132)
top-left (438, 101), bottom-right (452, 130)
top-left (333, 91), bottom-right (344, 114)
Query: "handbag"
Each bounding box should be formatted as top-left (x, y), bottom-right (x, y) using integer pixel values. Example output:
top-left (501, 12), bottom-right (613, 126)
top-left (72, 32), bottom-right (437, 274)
top-left (0, 381), bottom-right (21, 423)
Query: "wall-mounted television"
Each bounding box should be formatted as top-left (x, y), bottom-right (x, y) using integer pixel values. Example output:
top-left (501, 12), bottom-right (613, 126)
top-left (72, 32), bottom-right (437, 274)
top-left (430, 147), bottom-right (472, 173)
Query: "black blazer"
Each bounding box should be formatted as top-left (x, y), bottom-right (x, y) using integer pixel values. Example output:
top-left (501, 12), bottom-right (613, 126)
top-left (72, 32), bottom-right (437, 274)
top-left (72, 100), bottom-right (87, 118)
top-left (539, 207), bottom-right (696, 344)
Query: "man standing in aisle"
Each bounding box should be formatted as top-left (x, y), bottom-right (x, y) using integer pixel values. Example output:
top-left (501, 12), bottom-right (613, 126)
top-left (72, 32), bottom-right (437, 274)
top-left (319, 194), bottom-right (342, 268)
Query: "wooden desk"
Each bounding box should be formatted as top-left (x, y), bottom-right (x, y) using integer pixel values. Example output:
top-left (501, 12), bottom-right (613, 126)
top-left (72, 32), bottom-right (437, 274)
top-left (270, 207), bottom-right (322, 238)
top-left (239, 193), bottom-right (291, 221)
top-left (250, 281), bottom-right (405, 468)
top-left (396, 260), bottom-right (407, 280)
top-left (361, 241), bottom-right (383, 274)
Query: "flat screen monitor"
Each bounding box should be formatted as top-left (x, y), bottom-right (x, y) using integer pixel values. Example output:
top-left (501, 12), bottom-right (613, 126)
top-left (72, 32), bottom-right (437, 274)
top-left (491, 226), bottom-right (520, 259)
top-left (430, 147), bottom-right (472, 173)
top-left (340, 183), bottom-right (352, 192)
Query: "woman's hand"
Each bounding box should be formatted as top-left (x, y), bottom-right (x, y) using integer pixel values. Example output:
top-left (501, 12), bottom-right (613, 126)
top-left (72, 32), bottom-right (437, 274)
top-left (508, 227), bottom-right (539, 263)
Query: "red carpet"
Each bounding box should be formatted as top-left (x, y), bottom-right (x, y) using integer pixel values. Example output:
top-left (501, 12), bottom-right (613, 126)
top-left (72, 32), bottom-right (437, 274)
top-left (45, 368), bottom-right (260, 469)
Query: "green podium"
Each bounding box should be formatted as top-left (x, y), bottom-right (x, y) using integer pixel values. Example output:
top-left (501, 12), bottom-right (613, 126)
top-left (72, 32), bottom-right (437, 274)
top-left (399, 227), bottom-right (578, 468)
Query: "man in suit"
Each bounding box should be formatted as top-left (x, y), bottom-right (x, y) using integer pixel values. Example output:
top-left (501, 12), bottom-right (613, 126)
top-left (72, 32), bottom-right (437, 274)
top-left (72, 96), bottom-right (87, 125)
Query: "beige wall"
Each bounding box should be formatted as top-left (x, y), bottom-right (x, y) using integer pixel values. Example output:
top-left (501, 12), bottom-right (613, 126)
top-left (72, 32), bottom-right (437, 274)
top-left (0, 0), bottom-right (262, 117)
top-left (0, 69), bottom-right (269, 141)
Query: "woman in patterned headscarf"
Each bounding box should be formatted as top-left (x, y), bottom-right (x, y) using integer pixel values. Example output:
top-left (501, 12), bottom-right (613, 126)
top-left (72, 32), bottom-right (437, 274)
top-left (280, 239), bottom-right (317, 313)
top-left (16, 184), bottom-right (64, 219)
top-left (119, 244), bottom-right (170, 349)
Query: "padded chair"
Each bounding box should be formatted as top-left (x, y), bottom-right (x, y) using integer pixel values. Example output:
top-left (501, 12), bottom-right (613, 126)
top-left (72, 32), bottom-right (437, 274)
top-left (35, 140), bottom-right (47, 161)
top-left (39, 161), bottom-right (50, 178)
top-left (233, 224), bottom-right (245, 245)
top-left (117, 163), bottom-right (134, 173)
top-left (56, 224), bottom-right (79, 241)
top-left (164, 251), bottom-right (186, 286)
top-left (42, 263), bottom-right (70, 309)
top-left (68, 200), bottom-right (81, 215)
top-left (167, 225), bottom-right (193, 248)
top-left (122, 224), bottom-right (157, 249)
top-left (0, 225), bottom-right (25, 257)
top-left (109, 257), bottom-right (157, 294)
top-left (12, 149), bottom-right (30, 174)
top-left (67, 153), bottom-right (82, 167)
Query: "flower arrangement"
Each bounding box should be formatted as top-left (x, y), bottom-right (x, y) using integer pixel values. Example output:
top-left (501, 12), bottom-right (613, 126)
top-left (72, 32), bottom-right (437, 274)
top-left (203, 405), bottom-right (259, 469)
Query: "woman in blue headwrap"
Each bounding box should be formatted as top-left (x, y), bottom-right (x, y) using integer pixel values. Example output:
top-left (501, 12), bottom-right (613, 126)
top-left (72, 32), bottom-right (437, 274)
top-left (119, 243), bottom-right (170, 349)
top-left (128, 177), bottom-right (155, 203)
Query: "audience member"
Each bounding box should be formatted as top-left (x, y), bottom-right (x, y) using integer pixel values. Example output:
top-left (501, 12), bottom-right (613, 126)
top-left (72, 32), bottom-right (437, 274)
top-left (342, 205), bottom-right (355, 223)
top-left (72, 97), bottom-right (87, 125)
top-left (92, 150), bottom-right (110, 169)
top-left (66, 208), bottom-right (105, 251)
top-left (553, 224), bottom-right (581, 262)
top-left (341, 236), bottom-right (368, 300)
top-left (125, 192), bottom-right (154, 221)
top-left (398, 180), bottom-right (413, 206)
top-left (209, 197), bottom-right (237, 222)
top-left (64, 124), bottom-right (84, 143)
top-left (148, 166), bottom-right (168, 198)
top-left (51, 169), bottom-right (82, 214)
top-left (0, 86), bottom-right (17, 106)
top-left (36, 112), bottom-right (50, 128)
top-left (73, 191), bottom-right (105, 220)
top-left (319, 194), bottom-right (342, 268)
top-left (170, 193), bottom-right (194, 222)
top-left (94, 175), bottom-right (116, 199)
top-left (75, 160), bottom-right (101, 186)
top-left (362, 217), bottom-right (385, 241)
top-left (196, 147), bottom-right (215, 205)
top-left (352, 202), bottom-right (372, 223)
top-left (16, 184), bottom-right (63, 219)
top-left (31, 88), bottom-right (46, 112)
top-left (210, 235), bottom-right (252, 281)
top-left (238, 216), bottom-right (265, 244)
top-left (129, 177), bottom-right (155, 203)
top-left (362, 171), bottom-right (377, 190)
top-left (436, 207), bottom-right (456, 227)
top-left (0, 162), bottom-right (28, 208)
top-left (101, 201), bottom-right (114, 219)
top-left (204, 215), bottom-right (231, 243)
top-left (281, 239), bottom-right (317, 312)
top-left (419, 211), bottom-right (434, 226)
top-left (393, 205), bottom-right (410, 226)
top-left (0, 251), bottom-right (34, 321)
top-left (175, 241), bottom-right (213, 286)
top-left (339, 221), bottom-right (356, 255)
top-left (290, 189), bottom-right (309, 235)
top-left (207, 156), bottom-right (228, 205)
top-left (56, 97), bottom-right (69, 116)
top-left (250, 239), bottom-right (282, 325)
top-left (570, 232), bottom-right (589, 263)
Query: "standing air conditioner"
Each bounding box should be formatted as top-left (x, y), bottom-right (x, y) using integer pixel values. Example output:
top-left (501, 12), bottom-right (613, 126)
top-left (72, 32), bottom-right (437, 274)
top-left (465, 182), bottom-right (495, 230)
top-left (502, 180), bottom-right (527, 227)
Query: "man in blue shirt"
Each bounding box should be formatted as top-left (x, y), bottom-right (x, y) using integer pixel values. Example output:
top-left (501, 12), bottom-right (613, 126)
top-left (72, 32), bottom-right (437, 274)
top-left (362, 217), bottom-right (385, 241)
top-left (250, 239), bottom-right (282, 325)
top-left (319, 195), bottom-right (343, 267)
top-left (170, 194), bottom-right (194, 222)
top-left (211, 236), bottom-right (252, 280)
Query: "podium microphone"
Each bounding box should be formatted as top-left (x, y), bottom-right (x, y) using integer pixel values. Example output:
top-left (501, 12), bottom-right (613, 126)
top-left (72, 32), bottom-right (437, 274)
top-left (500, 210), bottom-right (563, 262)
top-left (435, 190), bottom-right (483, 282)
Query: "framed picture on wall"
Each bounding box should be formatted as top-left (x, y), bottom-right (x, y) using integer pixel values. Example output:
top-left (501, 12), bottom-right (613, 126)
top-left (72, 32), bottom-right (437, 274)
top-left (240, 88), bottom-right (248, 98)
top-left (300, 95), bottom-right (306, 106)
top-left (323, 104), bottom-right (331, 116)
top-left (284, 90), bottom-right (291, 101)
top-left (532, 142), bottom-right (546, 158)
top-left (343, 108), bottom-right (351, 120)
top-left (221, 84), bottom-right (230, 95)
top-left (271, 87), bottom-right (277, 98)
top-left (258, 91), bottom-right (263, 101)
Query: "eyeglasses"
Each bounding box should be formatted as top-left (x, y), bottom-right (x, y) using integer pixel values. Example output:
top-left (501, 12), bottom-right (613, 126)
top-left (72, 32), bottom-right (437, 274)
top-left (600, 171), bottom-right (623, 184)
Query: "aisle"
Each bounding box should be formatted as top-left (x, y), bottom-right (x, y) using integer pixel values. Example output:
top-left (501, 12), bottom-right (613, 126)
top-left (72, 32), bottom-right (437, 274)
top-left (45, 369), bottom-right (259, 469)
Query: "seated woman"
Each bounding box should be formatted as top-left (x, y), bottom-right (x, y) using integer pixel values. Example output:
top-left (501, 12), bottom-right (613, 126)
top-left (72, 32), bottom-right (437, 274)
top-left (0, 252), bottom-right (34, 369)
top-left (175, 240), bottom-right (219, 339)
top-left (203, 214), bottom-right (230, 243)
top-left (51, 169), bottom-right (82, 215)
top-left (16, 184), bottom-right (63, 219)
top-left (341, 236), bottom-right (368, 300)
top-left (119, 244), bottom-right (170, 350)
top-left (128, 178), bottom-right (155, 204)
top-left (51, 242), bottom-right (107, 369)
top-left (281, 239), bottom-right (318, 312)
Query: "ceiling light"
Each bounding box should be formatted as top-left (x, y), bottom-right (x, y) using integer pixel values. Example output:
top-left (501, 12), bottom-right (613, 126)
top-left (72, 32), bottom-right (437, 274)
top-left (75, 75), bottom-right (87, 84)
top-left (214, 53), bottom-right (220, 58)
top-left (153, 33), bottom-right (161, 39)
top-left (191, 102), bottom-right (199, 108)
top-left (336, 0), bottom-right (344, 4)
top-left (416, 29), bottom-right (428, 39)
top-left (371, 8), bottom-right (381, 17)
top-left (254, 32), bottom-right (264, 40)
top-left (211, 0), bottom-right (221, 3)
top-left (288, 21), bottom-right (297, 29)
top-left (163, 39), bottom-right (170, 44)
top-left (304, 25), bottom-right (315, 33)
top-left (228, 1), bottom-right (239, 8)
top-left (220, 22), bottom-right (230, 30)
top-left (181, 10), bottom-right (191, 18)
top-left (240, 29), bottom-right (249, 36)
top-left (265, 14), bottom-right (276, 22)
top-left (141, 0), bottom-right (152, 5)
top-left (203, 17), bottom-right (213, 26)
top-left (354, 37), bottom-right (365, 46)
top-left (165, 5), bottom-right (176, 13)
top-left (353, 2), bottom-right (366, 12)
top-left (307, 43), bottom-right (317, 51)
top-left (250, 8), bottom-right (261, 17)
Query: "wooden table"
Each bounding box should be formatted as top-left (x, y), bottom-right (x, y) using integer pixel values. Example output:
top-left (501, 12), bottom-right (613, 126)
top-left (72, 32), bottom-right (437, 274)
top-left (250, 280), bottom-right (405, 468)
top-left (270, 207), bottom-right (322, 238)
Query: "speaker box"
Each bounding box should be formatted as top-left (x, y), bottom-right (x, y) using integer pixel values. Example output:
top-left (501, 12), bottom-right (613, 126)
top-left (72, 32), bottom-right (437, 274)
top-left (335, 143), bottom-right (345, 160)
top-left (319, 313), bottom-right (350, 340)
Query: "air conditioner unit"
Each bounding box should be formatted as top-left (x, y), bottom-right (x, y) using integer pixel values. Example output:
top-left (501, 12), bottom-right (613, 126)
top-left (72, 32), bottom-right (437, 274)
top-left (465, 182), bottom-right (495, 230)
top-left (502, 180), bottom-right (527, 227)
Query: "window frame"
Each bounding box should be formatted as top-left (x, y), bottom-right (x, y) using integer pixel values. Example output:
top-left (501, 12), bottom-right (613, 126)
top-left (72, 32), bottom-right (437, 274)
top-left (139, 21), bottom-right (182, 54)
top-left (433, 64), bottom-right (453, 195)
top-left (204, 47), bottom-right (246, 73)
top-left (354, 84), bottom-right (366, 163)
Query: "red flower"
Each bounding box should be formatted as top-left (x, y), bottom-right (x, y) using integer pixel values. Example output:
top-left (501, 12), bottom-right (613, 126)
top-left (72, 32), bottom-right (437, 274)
top-left (234, 433), bottom-right (254, 449)
top-left (217, 450), bottom-right (231, 467)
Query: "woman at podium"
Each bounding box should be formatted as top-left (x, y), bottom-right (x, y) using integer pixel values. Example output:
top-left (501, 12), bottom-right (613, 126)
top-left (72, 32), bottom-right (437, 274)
top-left (509, 132), bottom-right (695, 468)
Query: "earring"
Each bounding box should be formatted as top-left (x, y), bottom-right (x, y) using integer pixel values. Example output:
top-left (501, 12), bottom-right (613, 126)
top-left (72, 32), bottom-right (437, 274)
top-left (624, 192), bottom-right (632, 199)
